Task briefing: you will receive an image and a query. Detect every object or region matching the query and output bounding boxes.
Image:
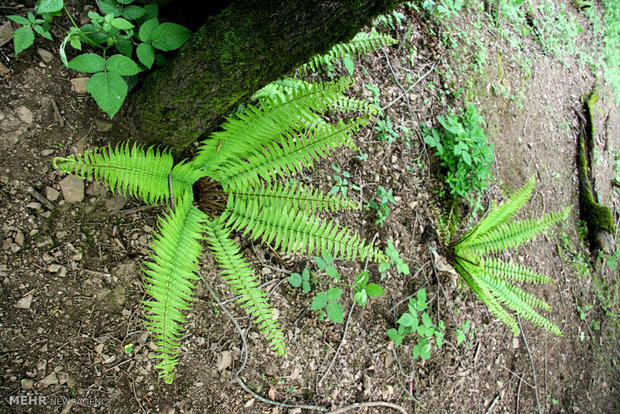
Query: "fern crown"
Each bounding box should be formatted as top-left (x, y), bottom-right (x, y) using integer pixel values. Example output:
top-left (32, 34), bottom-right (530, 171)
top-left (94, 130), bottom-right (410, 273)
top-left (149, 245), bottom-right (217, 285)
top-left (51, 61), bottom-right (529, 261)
top-left (53, 76), bottom-right (386, 383)
top-left (451, 176), bottom-right (571, 336)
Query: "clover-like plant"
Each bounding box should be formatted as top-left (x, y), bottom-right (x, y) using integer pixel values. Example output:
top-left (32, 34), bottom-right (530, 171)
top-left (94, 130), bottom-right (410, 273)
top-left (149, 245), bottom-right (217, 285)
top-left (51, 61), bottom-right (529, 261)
top-left (53, 77), bottom-right (386, 383)
top-left (448, 176), bottom-right (571, 335)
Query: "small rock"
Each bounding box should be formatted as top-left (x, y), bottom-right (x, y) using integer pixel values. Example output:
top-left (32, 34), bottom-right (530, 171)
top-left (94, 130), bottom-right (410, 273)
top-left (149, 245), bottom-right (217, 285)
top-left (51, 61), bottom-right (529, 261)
top-left (1, 131), bottom-right (20, 146)
top-left (105, 194), bottom-right (128, 212)
top-left (59, 175), bottom-right (85, 203)
top-left (41, 149), bottom-right (54, 157)
top-left (0, 22), bottom-right (14, 47)
top-left (70, 77), bottom-right (89, 94)
top-left (45, 186), bottom-right (60, 202)
top-left (512, 337), bottom-right (520, 349)
top-left (15, 293), bottom-right (33, 309)
top-left (48, 264), bottom-right (62, 273)
top-left (37, 48), bottom-right (54, 63)
top-left (14, 230), bottom-right (24, 246)
top-left (95, 120), bottom-right (113, 132)
top-left (15, 106), bottom-right (33, 124)
top-left (2, 238), bottom-right (12, 250)
top-left (21, 379), bottom-right (34, 390)
top-left (0, 62), bottom-right (9, 76)
top-left (26, 202), bottom-right (42, 210)
top-left (38, 372), bottom-right (59, 387)
top-left (216, 351), bottom-right (232, 372)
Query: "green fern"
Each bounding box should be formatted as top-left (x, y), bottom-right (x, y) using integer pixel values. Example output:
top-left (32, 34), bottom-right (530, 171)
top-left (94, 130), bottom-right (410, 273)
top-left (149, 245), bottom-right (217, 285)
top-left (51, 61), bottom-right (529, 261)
top-left (300, 28), bottom-right (397, 74)
top-left (52, 75), bottom-right (385, 383)
top-left (450, 176), bottom-right (571, 336)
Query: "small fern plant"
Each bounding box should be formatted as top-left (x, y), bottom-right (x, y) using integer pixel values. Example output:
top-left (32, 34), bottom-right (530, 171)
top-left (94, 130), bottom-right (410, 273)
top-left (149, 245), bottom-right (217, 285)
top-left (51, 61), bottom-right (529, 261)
top-left (447, 176), bottom-right (571, 336)
top-left (53, 77), bottom-right (386, 383)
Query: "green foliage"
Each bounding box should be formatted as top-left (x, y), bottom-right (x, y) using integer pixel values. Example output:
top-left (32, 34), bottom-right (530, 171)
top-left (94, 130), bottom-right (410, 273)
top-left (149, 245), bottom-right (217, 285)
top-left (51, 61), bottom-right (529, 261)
top-left (9, 0), bottom-right (191, 119)
top-left (423, 103), bottom-right (494, 200)
top-left (367, 186), bottom-right (396, 226)
top-left (450, 176), bottom-right (571, 336)
top-left (353, 270), bottom-right (385, 307)
top-left (455, 319), bottom-right (470, 345)
top-left (387, 288), bottom-right (445, 361)
top-left (53, 76), bottom-right (385, 382)
top-left (301, 28), bottom-right (397, 75)
top-left (379, 240), bottom-right (409, 277)
top-left (375, 116), bottom-right (400, 144)
top-left (330, 164), bottom-right (359, 198)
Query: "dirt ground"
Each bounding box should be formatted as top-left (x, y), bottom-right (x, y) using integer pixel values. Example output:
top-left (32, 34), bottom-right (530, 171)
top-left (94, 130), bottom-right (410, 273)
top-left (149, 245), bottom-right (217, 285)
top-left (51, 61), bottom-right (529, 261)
top-left (1, 1), bottom-right (618, 413)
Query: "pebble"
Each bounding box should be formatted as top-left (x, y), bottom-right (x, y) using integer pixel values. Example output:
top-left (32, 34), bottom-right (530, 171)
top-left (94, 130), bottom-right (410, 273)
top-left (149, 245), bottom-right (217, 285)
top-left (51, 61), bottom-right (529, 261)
top-left (26, 202), bottom-right (42, 210)
top-left (15, 293), bottom-right (33, 309)
top-left (48, 264), bottom-right (62, 273)
top-left (0, 22), bottom-right (14, 47)
top-left (37, 48), bottom-right (54, 63)
top-left (45, 186), bottom-right (60, 201)
top-left (70, 77), bottom-right (89, 94)
top-left (21, 379), bottom-right (34, 390)
top-left (1, 131), bottom-right (20, 146)
top-left (59, 175), bottom-right (85, 203)
top-left (14, 230), bottom-right (24, 246)
top-left (2, 238), bottom-right (12, 250)
top-left (41, 149), bottom-right (54, 157)
top-left (15, 106), bottom-right (33, 124)
top-left (96, 120), bottom-right (113, 132)
top-left (38, 372), bottom-right (59, 387)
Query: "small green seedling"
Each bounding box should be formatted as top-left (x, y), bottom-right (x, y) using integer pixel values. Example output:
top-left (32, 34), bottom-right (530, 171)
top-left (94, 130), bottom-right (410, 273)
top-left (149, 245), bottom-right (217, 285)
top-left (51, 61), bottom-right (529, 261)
top-left (353, 270), bottom-right (385, 306)
top-left (8, 12), bottom-right (53, 54)
top-left (375, 116), bottom-right (399, 144)
top-left (330, 164), bottom-right (359, 198)
top-left (367, 186), bottom-right (396, 226)
top-left (379, 241), bottom-right (409, 278)
top-left (288, 268), bottom-right (312, 293)
top-left (387, 288), bottom-right (445, 360)
top-left (312, 288), bottom-right (344, 323)
top-left (455, 320), bottom-right (470, 345)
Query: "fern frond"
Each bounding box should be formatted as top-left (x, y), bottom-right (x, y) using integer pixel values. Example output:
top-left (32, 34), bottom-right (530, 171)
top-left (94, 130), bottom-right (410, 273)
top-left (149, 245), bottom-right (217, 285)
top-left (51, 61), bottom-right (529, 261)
top-left (52, 143), bottom-right (202, 205)
top-left (459, 175), bottom-right (536, 245)
top-left (218, 117), bottom-right (366, 189)
top-left (142, 197), bottom-right (206, 383)
top-left (475, 270), bottom-right (561, 335)
top-left (483, 257), bottom-right (555, 284)
top-left (227, 181), bottom-right (360, 215)
top-left (455, 260), bottom-right (519, 335)
top-left (301, 28), bottom-right (397, 74)
top-left (461, 207), bottom-right (571, 255)
top-left (223, 200), bottom-right (386, 263)
top-left (203, 218), bottom-right (286, 356)
top-left (195, 77), bottom-right (355, 173)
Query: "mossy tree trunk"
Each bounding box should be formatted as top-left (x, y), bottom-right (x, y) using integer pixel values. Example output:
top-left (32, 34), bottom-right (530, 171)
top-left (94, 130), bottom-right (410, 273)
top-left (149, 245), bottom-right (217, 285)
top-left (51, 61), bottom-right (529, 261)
top-left (132, 0), bottom-right (402, 153)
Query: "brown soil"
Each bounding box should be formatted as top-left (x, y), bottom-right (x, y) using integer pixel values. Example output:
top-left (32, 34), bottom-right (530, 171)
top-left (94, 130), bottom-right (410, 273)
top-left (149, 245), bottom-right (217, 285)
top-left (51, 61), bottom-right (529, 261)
top-left (1, 1), bottom-right (618, 413)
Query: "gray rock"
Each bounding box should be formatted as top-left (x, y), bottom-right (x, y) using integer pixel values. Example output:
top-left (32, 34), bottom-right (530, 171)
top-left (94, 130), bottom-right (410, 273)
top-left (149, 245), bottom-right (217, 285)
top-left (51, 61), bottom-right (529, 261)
top-left (59, 175), bottom-right (85, 203)
top-left (70, 77), bottom-right (89, 94)
top-left (45, 186), bottom-right (60, 201)
top-left (38, 372), bottom-right (59, 387)
top-left (105, 194), bottom-right (128, 212)
top-left (14, 230), bottom-right (24, 246)
top-left (15, 293), bottom-right (33, 309)
top-left (0, 22), bottom-right (13, 47)
top-left (1, 131), bottom-right (20, 146)
top-left (37, 48), bottom-right (54, 63)
top-left (41, 149), bottom-right (54, 157)
top-left (96, 120), bottom-right (113, 132)
top-left (15, 106), bottom-right (33, 124)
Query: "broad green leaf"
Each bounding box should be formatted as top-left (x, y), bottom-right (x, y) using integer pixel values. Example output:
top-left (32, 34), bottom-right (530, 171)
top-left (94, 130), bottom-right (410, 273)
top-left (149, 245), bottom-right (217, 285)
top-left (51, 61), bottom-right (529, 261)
top-left (397, 312), bottom-right (414, 327)
top-left (326, 288), bottom-right (342, 301)
top-left (69, 36), bottom-right (82, 50)
top-left (136, 43), bottom-right (155, 68)
top-left (36, 0), bottom-right (63, 14)
top-left (138, 18), bottom-right (158, 42)
top-left (314, 256), bottom-right (326, 270)
top-left (354, 270), bottom-right (369, 287)
top-left (121, 5), bottom-right (146, 20)
top-left (365, 283), bottom-right (385, 297)
top-left (326, 301), bottom-right (344, 323)
top-left (98, 0), bottom-right (122, 17)
top-left (353, 290), bottom-right (368, 306)
top-left (387, 328), bottom-right (403, 347)
top-left (142, 3), bottom-right (158, 20)
top-left (8, 15), bottom-right (31, 26)
top-left (325, 265), bottom-right (339, 280)
top-left (115, 37), bottom-right (133, 57)
top-left (106, 54), bottom-right (142, 76)
top-left (34, 24), bottom-right (53, 40)
top-left (111, 17), bottom-right (134, 30)
top-left (311, 292), bottom-right (328, 310)
top-left (421, 312), bottom-right (432, 328)
top-left (117, 0), bottom-right (135, 4)
top-left (417, 288), bottom-right (427, 307)
top-left (13, 27), bottom-right (35, 55)
top-left (151, 22), bottom-right (191, 51)
top-left (287, 273), bottom-right (302, 288)
top-left (87, 71), bottom-right (127, 119)
top-left (343, 55), bottom-right (354, 76)
top-left (68, 53), bottom-right (105, 73)
top-left (302, 280), bottom-right (311, 293)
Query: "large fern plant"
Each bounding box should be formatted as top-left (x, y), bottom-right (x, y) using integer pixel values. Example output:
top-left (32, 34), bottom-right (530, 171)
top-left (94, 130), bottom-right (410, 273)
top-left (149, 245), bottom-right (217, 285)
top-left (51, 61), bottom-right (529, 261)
top-left (448, 176), bottom-right (571, 336)
top-left (53, 77), bottom-right (386, 383)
